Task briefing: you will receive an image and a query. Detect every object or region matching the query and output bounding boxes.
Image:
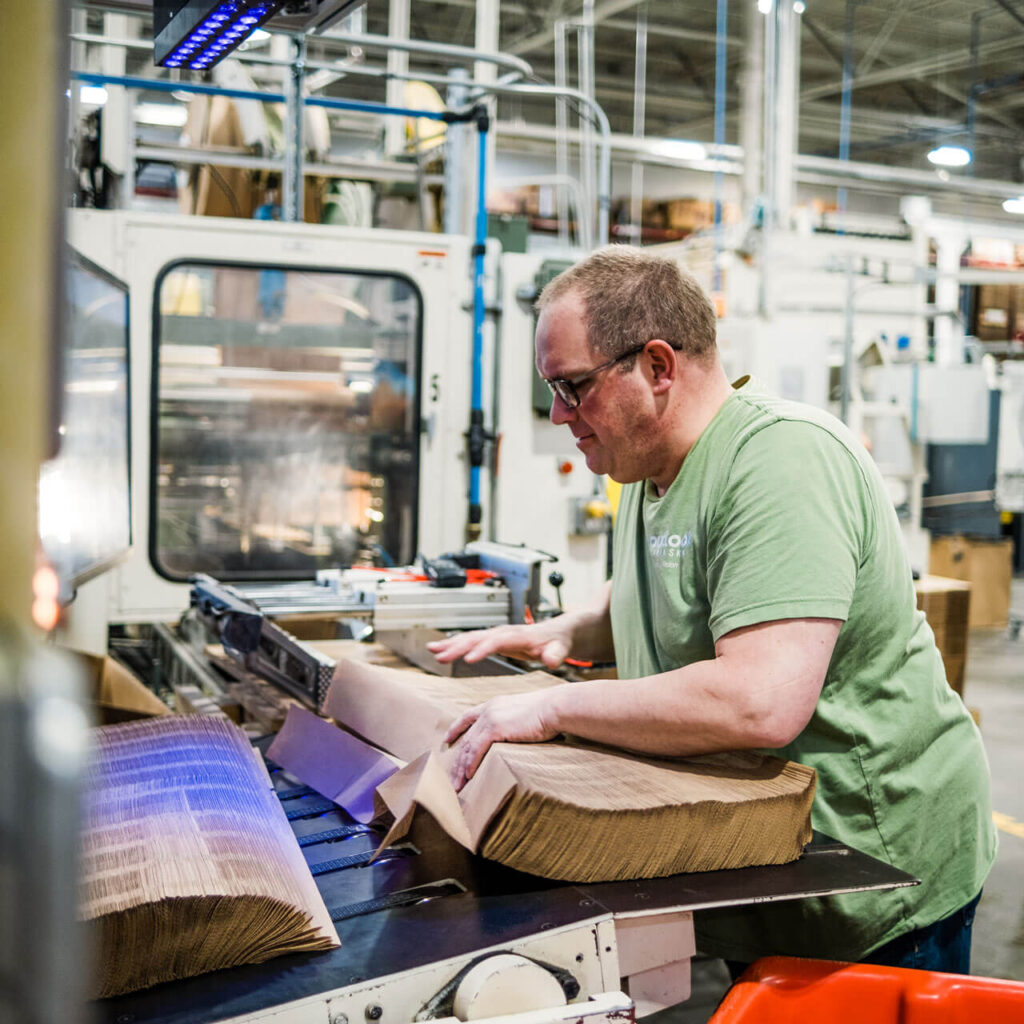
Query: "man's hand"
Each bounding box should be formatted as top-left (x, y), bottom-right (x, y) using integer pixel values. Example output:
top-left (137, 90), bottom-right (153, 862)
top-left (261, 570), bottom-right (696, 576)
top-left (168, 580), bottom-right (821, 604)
top-left (444, 689), bottom-right (562, 791)
top-left (427, 620), bottom-right (572, 669)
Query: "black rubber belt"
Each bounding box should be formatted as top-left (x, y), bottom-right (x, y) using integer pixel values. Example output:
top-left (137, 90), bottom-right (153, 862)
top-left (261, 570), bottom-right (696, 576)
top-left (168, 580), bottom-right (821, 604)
top-left (310, 845), bottom-right (416, 877)
top-left (309, 850), bottom-right (382, 876)
top-left (285, 797), bottom-right (339, 820)
top-left (330, 882), bottom-right (464, 922)
top-left (298, 824), bottom-right (374, 847)
top-left (275, 784), bottom-right (316, 801)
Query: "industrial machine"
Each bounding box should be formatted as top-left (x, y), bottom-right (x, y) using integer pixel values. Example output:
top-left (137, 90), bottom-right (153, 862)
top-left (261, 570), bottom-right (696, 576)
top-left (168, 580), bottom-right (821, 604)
top-left (58, 209), bottom-right (929, 1024)
top-left (90, 719), bottom-right (916, 1024)
top-left (65, 210), bottom-right (609, 647)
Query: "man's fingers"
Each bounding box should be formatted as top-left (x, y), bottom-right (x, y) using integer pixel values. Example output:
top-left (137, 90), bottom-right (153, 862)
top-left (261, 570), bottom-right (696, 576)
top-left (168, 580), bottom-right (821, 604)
top-left (429, 628), bottom-right (522, 665)
top-left (444, 706), bottom-right (482, 745)
top-left (540, 638), bottom-right (569, 668)
top-left (428, 631), bottom-right (504, 664)
top-left (451, 720), bottom-right (493, 792)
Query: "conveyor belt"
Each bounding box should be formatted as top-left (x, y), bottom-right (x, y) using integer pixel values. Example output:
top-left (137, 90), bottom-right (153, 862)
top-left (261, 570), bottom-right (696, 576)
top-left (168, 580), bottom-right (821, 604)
top-left (94, 744), bottom-right (919, 1024)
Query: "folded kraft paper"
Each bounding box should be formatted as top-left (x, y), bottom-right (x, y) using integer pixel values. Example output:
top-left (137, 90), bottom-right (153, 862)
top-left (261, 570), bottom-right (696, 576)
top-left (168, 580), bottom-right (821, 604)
top-left (273, 659), bottom-right (816, 884)
top-left (82, 715), bottom-right (340, 998)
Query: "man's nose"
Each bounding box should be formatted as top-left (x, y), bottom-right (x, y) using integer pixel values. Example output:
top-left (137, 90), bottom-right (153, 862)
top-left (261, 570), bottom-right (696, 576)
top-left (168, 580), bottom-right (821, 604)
top-left (549, 392), bottom-right (576, 425)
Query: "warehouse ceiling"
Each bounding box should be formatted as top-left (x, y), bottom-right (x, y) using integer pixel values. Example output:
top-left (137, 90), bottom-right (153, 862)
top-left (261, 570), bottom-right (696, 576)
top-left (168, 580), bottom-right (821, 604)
top-left (76, 0), bottom-right (1024, 188)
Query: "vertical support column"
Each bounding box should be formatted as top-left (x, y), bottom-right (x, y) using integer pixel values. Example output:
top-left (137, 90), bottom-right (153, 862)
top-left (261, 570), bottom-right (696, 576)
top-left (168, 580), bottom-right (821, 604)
top-left (629, 5), bottom-right (648, 245)
top-left (933, 229), bottom-right (967, 367)
top-left (471, 0), bottom-right (499, 242)
top-left (761, 0), bottom-right (778, 231)
top-left (554, 20), bottom-right (572, 248)
top-left (384, 0), bottom-right (410, 156)
top-left (760, 0), bottom-right (799, 314)
top-left (577, 0), bottom-right (597, 251)
top-left (100, 12), bottom-right (135, 209)
top-left (68, 6), bottom-right (87, 189)
top-left (762, 0), bottom-right (799, 231)
top-left (283, 34), bottom-right (306, 223)
top-left (837, 0), bottom-right (857, 225)
top-left (840, 254), bottom-right (856, 425)
top-left (739, 1), bottom-right (763, 219)
top-left (444, 68), bottom-right (469, 236)
top-left (900, 195), bottom-right (932, 361)
top-left (712, 0), bottom-right (729, 292)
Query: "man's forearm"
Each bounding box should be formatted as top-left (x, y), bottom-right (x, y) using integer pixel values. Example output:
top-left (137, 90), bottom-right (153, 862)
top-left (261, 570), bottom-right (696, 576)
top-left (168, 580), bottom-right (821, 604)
top-left (547, 658), bottom-right (798, 756)
top-left (561, 580), bottom-right (616, 663)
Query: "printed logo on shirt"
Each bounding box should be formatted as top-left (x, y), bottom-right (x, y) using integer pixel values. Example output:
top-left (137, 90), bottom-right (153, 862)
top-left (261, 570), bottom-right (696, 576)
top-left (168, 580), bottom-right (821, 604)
top-left (648, 530), bottom-right (691, 569)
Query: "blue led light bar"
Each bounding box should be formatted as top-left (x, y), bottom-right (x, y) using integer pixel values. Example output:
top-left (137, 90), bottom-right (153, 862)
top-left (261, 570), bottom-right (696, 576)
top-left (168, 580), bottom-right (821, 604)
top-left (154, 0), bottom-right (284, 71)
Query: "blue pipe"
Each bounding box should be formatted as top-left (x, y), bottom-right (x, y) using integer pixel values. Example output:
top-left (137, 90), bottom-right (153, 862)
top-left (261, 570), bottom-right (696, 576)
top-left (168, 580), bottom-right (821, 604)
top-left (467, 117), bottom-right (489, 529)
top-left (305, 95), bottom-right (449, 121)
top-left (72, 71), bottom-right (451, 122)
top-left (74, 70), bottom-right (285, 103)
top-left (712, 0), bottom-right (727, 293)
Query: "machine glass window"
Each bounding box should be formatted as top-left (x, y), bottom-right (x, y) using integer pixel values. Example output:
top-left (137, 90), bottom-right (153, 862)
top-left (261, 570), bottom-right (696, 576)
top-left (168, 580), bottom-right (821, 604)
top-left (153, 262), bottom-right (421, 581)
top-left (38, 249), bottom-right (132, 591)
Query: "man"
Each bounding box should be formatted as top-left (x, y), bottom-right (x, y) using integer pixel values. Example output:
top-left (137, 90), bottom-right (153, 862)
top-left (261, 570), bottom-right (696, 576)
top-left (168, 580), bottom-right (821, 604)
top-left (428, 245), bottom-right (995, 972)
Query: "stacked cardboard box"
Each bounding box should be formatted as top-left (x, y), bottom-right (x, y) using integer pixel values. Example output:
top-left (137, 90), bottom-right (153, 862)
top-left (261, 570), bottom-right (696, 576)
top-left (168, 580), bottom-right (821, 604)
top-left (310, 660), bottom-right (817, 883)
top-left (74, 650), bottom-right (171, 725)
top-left (914, 575), bottom-right (971, 697)
top-left (929, 535), bottom-right (1014, 628)
top-left (974, 283), bottom-right (1024, 341)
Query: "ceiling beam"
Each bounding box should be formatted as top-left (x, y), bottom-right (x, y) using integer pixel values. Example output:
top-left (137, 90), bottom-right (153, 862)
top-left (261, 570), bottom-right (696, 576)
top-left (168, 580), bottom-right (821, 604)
top-left (504, 0), bottom-right (646, 56)
top-left (801, 34), bottom-right (1023, 101)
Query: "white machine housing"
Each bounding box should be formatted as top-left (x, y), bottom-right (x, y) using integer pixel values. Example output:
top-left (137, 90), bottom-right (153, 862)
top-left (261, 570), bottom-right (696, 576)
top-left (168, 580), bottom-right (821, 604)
top-left (66, 211), bottom-right (609, 641)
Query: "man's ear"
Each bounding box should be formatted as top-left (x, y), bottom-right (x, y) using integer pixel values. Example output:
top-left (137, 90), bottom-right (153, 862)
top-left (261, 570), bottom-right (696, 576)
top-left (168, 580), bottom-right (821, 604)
top-left (645, 339), bottom-right (677, 394)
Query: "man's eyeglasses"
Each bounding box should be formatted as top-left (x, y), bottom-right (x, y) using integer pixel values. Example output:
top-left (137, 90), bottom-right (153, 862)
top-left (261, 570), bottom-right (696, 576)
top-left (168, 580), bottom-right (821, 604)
top-left (542, 343), bottom-right (649, 410)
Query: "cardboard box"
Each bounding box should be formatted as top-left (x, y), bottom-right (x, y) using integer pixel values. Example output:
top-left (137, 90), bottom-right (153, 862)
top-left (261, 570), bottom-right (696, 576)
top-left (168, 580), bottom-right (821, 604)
top-left (929, 535), bottom-right (1014, 628)
top-left (915, 575), bottom-right (971, 697)
top-left (75, 651), bottom-right (171, 725)
top-left (975, 284), bottom-right (1013, 341)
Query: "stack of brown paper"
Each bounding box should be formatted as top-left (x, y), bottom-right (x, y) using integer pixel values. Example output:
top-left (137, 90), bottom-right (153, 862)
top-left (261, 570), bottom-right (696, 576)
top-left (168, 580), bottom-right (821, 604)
top-left (320, 660), bottom-right (816, 883)
top-left (82, 716), bottom-right (339, 999)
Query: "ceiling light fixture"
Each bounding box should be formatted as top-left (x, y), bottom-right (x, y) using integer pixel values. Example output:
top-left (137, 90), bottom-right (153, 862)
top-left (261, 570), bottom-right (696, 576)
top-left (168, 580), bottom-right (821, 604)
top-left (135, 103), bottom-right (190, 127)
top-left (154, 0), bottom-right (285, 71)
top-left (757, 0), bottom-right (773, 13)
top-left (1003, 197), bottom-right (1024, 215)
top-left (651, 139), bottom-right (709, 162)
top-left (926, 145), bottom-right (972, 168)
top-left (80, 85), bottom-right (109, 106)
top-left (793, 1), bottom-right (806, 12)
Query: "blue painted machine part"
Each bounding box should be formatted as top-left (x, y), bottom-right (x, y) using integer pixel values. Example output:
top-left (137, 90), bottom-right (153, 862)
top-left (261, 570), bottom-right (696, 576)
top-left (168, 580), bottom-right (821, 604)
top-left (467, 112), bottom-right (490, 528)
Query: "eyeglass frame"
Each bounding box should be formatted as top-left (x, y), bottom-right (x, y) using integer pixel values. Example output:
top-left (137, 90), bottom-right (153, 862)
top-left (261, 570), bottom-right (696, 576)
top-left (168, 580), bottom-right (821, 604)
top-left (541, 340), bottom-right (679, 409)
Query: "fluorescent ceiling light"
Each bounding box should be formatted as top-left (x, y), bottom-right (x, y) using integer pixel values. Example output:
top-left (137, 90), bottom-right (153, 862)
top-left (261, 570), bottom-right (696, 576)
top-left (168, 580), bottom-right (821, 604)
top-left (1003, 197), bottom-right (1024, 215)
top-left (757, 0), bottom-right (773, 13)
top-left (927, 145), bottom-right (971, 168)
top-left (650, 139), bottom-right (708, 162)
top-left (80, 85), bottom-right (108, 105)
top-left (135, 103), bottom-right (189, 128)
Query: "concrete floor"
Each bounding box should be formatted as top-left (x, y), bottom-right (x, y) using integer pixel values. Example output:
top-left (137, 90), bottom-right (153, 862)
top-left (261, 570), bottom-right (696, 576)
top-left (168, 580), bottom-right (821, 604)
top-left (655, 577), bottom-right (1024, 1023)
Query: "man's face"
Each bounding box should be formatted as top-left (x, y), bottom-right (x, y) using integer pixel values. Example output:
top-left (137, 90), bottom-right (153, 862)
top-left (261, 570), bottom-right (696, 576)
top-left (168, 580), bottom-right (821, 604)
top-left (535, 291), bottom-right (649, 482)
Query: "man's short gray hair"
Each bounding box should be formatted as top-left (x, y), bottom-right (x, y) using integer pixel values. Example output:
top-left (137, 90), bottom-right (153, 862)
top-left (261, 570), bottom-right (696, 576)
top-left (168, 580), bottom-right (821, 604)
top-left (536, 245), bottom-right (718, 363)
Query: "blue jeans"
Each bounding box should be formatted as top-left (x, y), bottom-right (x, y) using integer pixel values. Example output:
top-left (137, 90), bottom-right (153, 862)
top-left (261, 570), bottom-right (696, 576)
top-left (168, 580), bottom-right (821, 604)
top-left (860, 890), bottom-right (982, 973)
top-left (726, 890), bottom-right (982, 980)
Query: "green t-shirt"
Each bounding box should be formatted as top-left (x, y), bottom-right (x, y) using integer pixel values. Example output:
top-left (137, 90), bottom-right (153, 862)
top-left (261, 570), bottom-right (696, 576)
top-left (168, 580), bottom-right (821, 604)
top-left (609, 377), bottom-right (997, 961)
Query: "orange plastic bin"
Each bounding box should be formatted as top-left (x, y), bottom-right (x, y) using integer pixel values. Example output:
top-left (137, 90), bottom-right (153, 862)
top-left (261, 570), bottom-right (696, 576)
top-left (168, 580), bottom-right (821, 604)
top-left (708, 956), bottom-right (1024, 1023)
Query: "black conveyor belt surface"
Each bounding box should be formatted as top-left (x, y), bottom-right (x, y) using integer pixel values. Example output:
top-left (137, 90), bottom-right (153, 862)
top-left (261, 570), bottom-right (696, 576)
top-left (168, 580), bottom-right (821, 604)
top-left (95, 747), bottom-right (917, 1024)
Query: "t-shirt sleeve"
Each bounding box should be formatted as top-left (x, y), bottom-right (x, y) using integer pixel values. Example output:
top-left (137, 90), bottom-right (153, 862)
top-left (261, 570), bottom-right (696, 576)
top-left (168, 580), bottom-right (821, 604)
top-left (705, 419), bottom-right (871, 642)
